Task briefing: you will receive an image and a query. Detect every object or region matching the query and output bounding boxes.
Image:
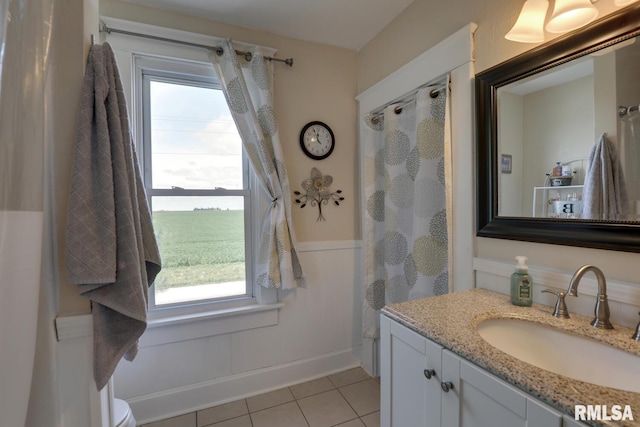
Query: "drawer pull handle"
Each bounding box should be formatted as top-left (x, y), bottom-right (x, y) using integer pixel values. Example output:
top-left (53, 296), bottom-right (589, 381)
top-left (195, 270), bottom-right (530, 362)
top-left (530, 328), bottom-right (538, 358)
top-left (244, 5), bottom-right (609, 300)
top-left (423, 369), bottom-right (436, 380)
top-left (441, 381), bottom-right (454, 392)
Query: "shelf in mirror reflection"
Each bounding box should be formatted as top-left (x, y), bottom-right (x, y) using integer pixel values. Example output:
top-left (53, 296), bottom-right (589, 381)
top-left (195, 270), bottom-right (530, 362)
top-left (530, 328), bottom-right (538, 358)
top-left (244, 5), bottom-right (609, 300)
top-left (531, 185), bottom-right (583, 218)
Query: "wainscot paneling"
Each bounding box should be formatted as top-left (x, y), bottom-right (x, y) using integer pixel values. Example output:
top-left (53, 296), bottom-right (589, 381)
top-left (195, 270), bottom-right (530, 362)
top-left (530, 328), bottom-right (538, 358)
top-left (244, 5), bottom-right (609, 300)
top-left (113, 241), bottom-right (363, 424)
top-left (474, 257), bottom-right (640, 329)
top-left (55, 241), bottom-right (363, 425)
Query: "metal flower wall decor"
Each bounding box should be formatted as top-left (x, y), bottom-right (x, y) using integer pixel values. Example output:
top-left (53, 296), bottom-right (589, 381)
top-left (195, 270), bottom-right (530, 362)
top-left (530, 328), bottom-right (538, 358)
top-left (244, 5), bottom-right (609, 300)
top-left (294, 167), bottom-right (344, 221)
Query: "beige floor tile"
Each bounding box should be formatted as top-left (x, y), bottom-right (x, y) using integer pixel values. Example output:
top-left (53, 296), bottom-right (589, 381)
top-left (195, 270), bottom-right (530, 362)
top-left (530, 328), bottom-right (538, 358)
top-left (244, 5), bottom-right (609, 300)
top-left (339, 378), bottom-right (380, 417)
top-left (246, 387), bottom-right (295, 413)
top-left (198, 400), bottom-right (248, 426)
top-left (290, 377), bottom-right (335, 399)
top-left (297, 389), bottom-right (358, 427)
top-left (250, 401), bottom-right (309, 427)
top-left (328, 367), bottom-right (371, 388)
top-left (209, 415), bottom-right (252, 427)
top-left (360, 411), bottom-right (380, 427)
top-left (335, 419), bottom-right (365, 426)
top-left (141, 412), bottom-right (196, 427)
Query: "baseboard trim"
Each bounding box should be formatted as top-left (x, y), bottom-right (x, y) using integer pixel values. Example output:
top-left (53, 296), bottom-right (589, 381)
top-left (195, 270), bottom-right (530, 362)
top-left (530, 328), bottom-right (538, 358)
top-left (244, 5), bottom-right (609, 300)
top-left (129, 345), bottom-right (362, 424)
top-left (360, 337), bottom-right (378, 378)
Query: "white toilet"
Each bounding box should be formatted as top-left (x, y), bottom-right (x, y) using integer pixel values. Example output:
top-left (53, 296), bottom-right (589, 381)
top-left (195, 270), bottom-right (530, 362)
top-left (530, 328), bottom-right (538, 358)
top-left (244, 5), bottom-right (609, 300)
top-left (113, 398), bottom-right (136, 427)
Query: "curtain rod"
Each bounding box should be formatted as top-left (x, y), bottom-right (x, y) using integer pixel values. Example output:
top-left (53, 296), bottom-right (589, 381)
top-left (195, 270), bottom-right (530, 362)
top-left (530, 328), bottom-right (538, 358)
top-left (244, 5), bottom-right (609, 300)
top-left (99, 22), bottom-right (294, 67)
top-left (619, 104), bottom-right (639, 117)
top-left (368, 79), bottom-right (448, 124)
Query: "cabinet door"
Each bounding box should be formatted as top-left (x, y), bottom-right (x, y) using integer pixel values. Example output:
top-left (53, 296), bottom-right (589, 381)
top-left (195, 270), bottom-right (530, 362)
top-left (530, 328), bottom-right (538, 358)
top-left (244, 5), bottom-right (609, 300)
top-left (442, 351), bottom-right (562, 427)
top-left (458, 356), bottom-right (528, 427)
top-left (380, 316), bottom-right (442, 427)
top-left (440, 350), bottom-right (460, 427)
top-left (527, 397), bottom-right (563, 427)
top-left (563, 415), bottom-right (587, 427)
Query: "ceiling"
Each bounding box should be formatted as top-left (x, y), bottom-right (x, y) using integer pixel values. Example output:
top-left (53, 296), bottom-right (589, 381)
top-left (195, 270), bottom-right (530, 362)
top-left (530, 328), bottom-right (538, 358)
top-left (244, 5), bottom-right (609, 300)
top-left (123, 0), bottom-right (415, 51)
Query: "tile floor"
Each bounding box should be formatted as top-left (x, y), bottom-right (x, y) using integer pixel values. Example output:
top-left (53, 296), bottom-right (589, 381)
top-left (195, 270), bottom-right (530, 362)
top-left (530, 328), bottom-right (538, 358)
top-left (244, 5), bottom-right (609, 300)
top-left (139, 367), bottom-right (380, 427)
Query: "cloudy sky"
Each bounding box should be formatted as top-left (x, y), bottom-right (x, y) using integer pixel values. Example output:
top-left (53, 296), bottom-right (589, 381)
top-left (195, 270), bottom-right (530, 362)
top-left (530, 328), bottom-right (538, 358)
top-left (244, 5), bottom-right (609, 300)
top-left (149, 80), bottom-right (245, 211)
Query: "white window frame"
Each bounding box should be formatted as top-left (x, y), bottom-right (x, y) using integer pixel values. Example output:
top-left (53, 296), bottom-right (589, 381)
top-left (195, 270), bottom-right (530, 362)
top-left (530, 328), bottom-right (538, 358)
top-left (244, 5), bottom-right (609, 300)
top-left (102, 17), bottom-right (279, 338)
top-left (139, 56), bottom-right (255, 314)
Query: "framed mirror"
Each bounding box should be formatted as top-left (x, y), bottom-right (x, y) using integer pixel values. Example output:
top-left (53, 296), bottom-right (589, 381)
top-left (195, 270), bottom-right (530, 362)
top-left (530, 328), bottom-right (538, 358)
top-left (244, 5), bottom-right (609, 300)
top-left (476, 3), bottom-right (640, 253)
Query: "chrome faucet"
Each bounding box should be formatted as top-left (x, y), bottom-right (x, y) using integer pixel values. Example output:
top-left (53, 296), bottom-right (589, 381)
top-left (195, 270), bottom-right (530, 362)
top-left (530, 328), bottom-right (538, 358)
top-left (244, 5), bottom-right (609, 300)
top-left (633, 312), bottom-right (640, 341)
top-left (567, 265), bottom-right (613, 330)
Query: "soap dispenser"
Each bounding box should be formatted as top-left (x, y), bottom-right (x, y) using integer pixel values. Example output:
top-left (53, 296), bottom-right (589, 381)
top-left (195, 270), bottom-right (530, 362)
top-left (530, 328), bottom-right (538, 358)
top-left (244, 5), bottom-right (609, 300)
top-left (511, 256), bottom-right (533, 307)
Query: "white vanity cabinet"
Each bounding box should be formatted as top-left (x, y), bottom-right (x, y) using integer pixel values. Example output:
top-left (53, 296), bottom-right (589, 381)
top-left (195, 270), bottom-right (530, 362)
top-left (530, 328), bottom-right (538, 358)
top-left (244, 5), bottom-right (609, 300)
top-left (380, 312), bottom-right (442, 426)
top-left (381, 315), bottom-right (571, 427)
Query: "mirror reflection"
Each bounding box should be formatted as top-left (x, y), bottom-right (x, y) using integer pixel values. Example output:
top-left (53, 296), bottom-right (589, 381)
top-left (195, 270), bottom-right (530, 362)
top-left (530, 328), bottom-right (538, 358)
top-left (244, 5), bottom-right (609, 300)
top-left (497, 35), bottom-right (640, 222)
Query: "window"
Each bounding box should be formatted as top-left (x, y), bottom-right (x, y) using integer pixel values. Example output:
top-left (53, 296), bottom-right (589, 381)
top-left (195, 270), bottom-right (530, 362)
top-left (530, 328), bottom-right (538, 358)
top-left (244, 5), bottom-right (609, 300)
top-left (137, 56), bottom-right (254, 311)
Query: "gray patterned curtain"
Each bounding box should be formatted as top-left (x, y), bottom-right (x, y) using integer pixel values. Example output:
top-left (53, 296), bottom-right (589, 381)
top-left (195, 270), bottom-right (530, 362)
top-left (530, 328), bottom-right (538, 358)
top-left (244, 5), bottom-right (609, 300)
top-left (363, 85), bottom-right (451, 339)
top-left (210, 40), bottom-right (305, 290)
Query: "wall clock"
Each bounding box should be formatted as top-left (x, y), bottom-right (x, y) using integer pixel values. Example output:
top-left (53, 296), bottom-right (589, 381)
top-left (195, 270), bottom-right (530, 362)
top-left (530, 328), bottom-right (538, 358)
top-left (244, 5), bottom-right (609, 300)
top-left (299, 121), bottom-right (335, 160)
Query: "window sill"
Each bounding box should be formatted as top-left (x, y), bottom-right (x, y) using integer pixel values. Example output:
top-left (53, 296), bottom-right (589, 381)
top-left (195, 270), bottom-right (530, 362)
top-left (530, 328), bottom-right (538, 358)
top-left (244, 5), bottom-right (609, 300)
top-left (141, 302), bottom-right (284, 347)
top-left (55, 302), bottom-right (284, 347)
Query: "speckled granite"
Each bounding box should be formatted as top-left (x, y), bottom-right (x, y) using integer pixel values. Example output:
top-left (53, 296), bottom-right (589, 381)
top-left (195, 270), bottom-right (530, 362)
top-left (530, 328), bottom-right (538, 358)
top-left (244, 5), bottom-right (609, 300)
top-left (382, 288), bottom-right (640, 427)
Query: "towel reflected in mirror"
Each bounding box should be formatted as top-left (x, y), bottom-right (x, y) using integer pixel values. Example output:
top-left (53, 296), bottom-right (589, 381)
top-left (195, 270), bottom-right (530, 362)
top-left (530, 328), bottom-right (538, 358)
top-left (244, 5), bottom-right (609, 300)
top-left (582, 133), bottom-right (629, 220)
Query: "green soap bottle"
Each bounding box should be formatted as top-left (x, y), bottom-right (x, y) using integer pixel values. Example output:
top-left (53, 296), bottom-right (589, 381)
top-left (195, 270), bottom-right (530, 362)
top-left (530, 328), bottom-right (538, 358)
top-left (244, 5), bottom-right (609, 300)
top-left (511, 256), bottom-right (532, 307)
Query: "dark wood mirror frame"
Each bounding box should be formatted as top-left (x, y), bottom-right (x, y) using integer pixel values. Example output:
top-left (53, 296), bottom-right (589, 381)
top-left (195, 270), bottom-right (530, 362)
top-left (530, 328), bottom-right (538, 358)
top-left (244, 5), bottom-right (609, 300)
top-left (476, 3), bottom-right (640, 253)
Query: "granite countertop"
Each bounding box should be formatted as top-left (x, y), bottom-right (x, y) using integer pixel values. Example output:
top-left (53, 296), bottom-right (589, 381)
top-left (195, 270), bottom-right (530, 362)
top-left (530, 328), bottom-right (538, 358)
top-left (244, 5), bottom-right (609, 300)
top-left (381, 288), bottom-right (640, 427)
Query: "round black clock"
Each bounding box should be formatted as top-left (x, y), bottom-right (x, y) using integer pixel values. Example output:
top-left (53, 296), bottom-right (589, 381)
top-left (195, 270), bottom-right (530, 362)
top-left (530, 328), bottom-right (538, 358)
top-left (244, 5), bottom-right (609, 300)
top-left (299, 121), bottom-right (335, 160)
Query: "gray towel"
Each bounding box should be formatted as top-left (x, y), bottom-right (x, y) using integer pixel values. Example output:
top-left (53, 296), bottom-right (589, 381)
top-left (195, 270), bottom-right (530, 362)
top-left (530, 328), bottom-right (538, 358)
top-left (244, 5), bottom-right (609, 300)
top-left (66, 42), bottom-right (161, 391)
top-left (582, 133), bottom-right (629, 220)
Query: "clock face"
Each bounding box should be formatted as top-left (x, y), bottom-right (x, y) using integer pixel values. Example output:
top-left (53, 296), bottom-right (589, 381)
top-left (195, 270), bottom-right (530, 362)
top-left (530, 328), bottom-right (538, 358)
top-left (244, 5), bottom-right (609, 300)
top-left (300, 121), bottom-right (334, 160)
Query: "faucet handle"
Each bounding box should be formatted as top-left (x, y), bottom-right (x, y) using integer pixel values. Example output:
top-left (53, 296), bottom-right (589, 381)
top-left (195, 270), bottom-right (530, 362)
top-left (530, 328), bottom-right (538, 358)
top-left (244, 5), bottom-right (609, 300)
top-left (633, 312), bottom-right (640, 341)
top-left (541, 289), bottom-right (570, 319)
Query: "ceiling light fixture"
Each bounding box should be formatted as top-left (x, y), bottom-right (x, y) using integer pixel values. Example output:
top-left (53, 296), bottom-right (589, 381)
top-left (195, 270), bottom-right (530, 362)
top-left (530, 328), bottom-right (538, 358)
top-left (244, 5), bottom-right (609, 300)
top-left (505, 0), bottom-right (549, 43)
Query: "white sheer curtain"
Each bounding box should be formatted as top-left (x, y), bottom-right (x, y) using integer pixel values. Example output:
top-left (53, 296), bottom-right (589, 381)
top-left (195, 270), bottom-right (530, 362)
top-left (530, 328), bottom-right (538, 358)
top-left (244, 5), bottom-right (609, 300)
top-left (0, 0), bottom-right (60, 426)
top-left (362, 84), bottom-right (451, 339)
top-left (210, 40), bottom-right (305, 290)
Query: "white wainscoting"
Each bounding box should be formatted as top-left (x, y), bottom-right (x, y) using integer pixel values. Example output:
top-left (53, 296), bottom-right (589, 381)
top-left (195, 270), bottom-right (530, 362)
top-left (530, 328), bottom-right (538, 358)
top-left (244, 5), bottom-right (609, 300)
top-left (54, 314), bottom-right (111, 427)
top-left (117, 240), bottom-right (363, 424)
top-left (55, 240), bottom-right (363, 426)
top-left (474, 257), bottom-right (640, 329)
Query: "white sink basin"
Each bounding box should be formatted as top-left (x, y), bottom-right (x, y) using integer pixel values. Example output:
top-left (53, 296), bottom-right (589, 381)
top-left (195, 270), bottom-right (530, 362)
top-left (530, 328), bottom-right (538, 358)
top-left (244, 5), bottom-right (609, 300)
top-left (477, 318), bottom-right (640, 393)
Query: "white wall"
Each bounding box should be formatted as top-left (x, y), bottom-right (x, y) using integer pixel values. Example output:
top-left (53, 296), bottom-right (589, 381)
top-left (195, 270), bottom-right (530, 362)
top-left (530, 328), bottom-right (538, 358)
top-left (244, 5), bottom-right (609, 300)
top-left (113, 243), bottom-right (362, 423)
top-left (55, 242), bottom-right (363, 425)
top-left (497, 92), bottom-right (523, 216)
top-left (498, 77), bottom-right (594, 217)
top-left (521, 76), bottom-right (594, 216)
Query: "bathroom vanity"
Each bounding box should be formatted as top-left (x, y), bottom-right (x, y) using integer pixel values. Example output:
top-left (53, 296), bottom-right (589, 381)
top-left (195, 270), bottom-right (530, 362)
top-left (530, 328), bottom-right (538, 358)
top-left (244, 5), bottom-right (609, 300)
top-left (380, 289), bottom-right (640, 427)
